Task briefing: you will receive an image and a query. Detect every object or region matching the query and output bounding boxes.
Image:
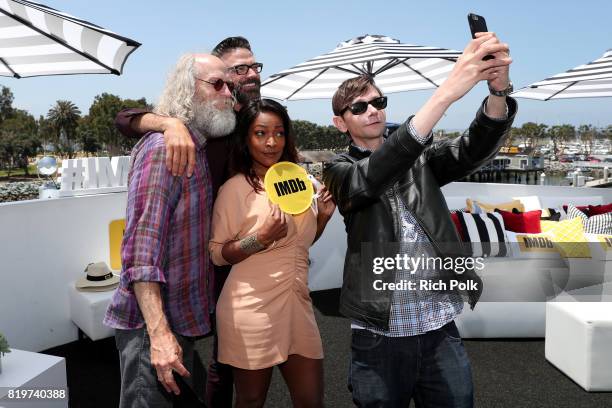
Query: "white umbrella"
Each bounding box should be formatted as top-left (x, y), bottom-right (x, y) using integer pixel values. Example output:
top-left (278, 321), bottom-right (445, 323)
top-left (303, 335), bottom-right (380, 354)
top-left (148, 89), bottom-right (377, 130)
top-left (512, 50), bottom-right (612, 100)
top-left (0, 0), bottom-right (140, 78)
top-left (261, 34), bottom-right (460, 100)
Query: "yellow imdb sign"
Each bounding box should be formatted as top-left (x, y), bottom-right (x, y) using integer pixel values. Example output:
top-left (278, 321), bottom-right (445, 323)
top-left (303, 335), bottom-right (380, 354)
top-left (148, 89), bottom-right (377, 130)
top-left (264, 162), bottom-right (314, 215)
top-left (109, 219), bottom-right (126, 270)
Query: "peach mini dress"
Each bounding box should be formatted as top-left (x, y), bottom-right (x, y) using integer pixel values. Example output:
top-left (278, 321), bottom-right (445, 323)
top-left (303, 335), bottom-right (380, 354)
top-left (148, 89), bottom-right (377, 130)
top-left (209, 174), bottom-right (323, 370)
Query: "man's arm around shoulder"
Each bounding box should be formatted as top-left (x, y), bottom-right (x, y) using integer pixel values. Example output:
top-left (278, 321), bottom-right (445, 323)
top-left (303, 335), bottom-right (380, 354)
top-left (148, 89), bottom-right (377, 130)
top-left (115, 108), bottom-right (196, 177)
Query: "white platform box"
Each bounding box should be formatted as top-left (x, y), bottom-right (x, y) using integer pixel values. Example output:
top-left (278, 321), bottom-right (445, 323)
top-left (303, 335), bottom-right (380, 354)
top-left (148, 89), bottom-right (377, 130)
top-left (68, 283), bottom-right (115, 341)
top-left (546, 302), bottom-right (612, 391)
top-left (0, 349), bottom-right (68, 407)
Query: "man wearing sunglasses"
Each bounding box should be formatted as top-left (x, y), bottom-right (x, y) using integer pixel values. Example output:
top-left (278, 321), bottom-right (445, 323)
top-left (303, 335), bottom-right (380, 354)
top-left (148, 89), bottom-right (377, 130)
top-left (323, 33), bottom-right (516, 407)
top-left (115, 36), bottom-right (262, 179)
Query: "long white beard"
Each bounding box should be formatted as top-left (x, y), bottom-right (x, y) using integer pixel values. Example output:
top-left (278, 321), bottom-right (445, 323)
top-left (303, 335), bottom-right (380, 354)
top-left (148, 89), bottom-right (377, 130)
top-left (192, 98), bottom-right (236, 138)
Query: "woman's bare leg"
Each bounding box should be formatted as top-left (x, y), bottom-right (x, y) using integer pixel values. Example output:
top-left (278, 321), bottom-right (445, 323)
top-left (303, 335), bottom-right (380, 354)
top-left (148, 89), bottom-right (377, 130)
top-left (232, 366), bottom-right (273, 408)
top-left (278, 354), bottom-right (324, 408)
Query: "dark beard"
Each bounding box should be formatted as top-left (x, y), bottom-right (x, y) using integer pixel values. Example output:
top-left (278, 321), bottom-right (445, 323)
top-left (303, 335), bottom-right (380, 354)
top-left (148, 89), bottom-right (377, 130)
top-left (233, 79), bottom-right (261, 105)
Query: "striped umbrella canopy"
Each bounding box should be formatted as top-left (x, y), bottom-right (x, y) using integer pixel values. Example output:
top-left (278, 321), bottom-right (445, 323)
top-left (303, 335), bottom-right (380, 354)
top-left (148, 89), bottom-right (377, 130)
top-left (512, 50), bottom-right (612, 100)
top-left (0, 0), bottom-right (140, 78)
top-left (261, 34), bottom-right (461, 100)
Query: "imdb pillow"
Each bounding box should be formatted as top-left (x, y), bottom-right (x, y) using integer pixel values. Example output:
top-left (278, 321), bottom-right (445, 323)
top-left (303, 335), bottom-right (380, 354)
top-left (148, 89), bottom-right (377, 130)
top-left (505, 231), bottom-right (561, 259)
top-left (585, 233), bottom-right (612, 262)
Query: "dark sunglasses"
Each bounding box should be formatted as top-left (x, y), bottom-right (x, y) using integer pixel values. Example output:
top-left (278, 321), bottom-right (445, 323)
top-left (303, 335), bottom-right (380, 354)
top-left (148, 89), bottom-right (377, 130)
top-left (195, 77), bottom-right (233, 92)
top-left (229, 62), bottom-right (263, 75)
top-left (341, 96), bottom-right (388, 115)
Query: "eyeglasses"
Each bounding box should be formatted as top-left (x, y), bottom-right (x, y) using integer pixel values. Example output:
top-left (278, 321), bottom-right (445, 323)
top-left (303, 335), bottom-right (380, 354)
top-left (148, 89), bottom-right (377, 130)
top-left (229, 62), bottom-right (263, 75)
top-left (341, 96), bottom-right (388, 115)
top-left (195, 77), bottom-right (233, 92)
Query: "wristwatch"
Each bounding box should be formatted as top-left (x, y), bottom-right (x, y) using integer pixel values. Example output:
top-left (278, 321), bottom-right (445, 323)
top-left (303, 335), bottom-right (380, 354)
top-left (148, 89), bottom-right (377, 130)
top-left (488, 81), bottom-right (513, 97)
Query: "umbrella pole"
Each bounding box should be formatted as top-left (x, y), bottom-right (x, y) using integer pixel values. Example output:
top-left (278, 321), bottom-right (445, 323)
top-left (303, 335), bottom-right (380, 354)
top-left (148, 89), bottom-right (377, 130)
top-left (400, 60), bottom-right (441, 88)
top-left (344, 64), bottom-right (369, 76)
top-left (0, 57), bottom-right (20, 78)
top-left (544, 81), bottom-right (578, 101)
top-left (285, 68), bottom-right (331, 100)
top-left (373, 58), bottom-right (402, 76)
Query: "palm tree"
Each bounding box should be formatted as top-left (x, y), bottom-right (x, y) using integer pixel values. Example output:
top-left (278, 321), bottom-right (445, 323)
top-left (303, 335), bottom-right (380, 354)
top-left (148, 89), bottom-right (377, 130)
top-left (577, 124), bottom-right (595, 155)
top-left (47, 100), bottom-right (81, 158)
top-left (548, 124), bottom-right (575, 156)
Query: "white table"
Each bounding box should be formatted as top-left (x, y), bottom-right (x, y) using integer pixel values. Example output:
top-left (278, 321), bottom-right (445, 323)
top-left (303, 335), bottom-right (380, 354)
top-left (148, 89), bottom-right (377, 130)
top-left (68, 283), bottom-right (115, 341)
top-left (0, 349), bottom-right (68, 407)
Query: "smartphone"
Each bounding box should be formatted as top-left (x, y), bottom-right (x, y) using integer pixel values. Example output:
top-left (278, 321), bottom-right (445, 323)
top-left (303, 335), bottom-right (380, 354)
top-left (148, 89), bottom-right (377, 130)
top-left (468, 13), bottom-right (488, 38)
top-left (468, 13), bottom-right (494, 60)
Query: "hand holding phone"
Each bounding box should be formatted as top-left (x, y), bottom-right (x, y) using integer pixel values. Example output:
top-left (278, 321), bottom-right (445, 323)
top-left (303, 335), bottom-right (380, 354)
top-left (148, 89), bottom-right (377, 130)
top-left (468, 13), bottom-right (494, 60)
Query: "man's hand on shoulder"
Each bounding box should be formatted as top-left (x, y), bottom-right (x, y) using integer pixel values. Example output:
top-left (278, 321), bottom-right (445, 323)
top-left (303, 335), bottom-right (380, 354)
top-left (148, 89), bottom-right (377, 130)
top-left (161, 117), bottom-right (196, 178)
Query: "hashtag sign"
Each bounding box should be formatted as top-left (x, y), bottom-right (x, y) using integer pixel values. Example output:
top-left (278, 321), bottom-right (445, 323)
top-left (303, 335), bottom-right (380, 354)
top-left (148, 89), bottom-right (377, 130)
top-left (60, 159), bottom-right (85, 191)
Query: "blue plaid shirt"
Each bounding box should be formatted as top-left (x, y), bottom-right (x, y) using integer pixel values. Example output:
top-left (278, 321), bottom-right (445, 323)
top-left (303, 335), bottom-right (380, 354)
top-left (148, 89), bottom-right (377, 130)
top-left (351, 119), bottom-right (463, 337)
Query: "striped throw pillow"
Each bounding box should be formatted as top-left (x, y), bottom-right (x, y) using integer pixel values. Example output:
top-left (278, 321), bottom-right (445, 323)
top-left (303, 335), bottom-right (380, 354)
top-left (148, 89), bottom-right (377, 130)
top-left (454, 211), bottom-right (509, 257)
top-left (567, 204), bottom-right (612, 235)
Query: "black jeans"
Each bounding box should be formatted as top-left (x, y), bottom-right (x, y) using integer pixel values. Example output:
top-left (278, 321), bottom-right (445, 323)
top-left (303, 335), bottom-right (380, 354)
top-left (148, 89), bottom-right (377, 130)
top-left (206, 264), bottom-right (234, 408)
top-left (349, 321), bottom-right (473, 408)
top-left (205, 332), bottom-right (233, 407)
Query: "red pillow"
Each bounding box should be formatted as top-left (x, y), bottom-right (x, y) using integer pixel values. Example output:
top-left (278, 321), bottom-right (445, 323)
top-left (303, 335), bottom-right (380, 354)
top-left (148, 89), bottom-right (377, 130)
top-left (588, 203), bottom-right (612, 216)
top-left (495, 209), bottom-right (542, 233)
top-left (450, 212), bottom-right (466, 240)
top-left (563, 205), bottom-right (589, 216)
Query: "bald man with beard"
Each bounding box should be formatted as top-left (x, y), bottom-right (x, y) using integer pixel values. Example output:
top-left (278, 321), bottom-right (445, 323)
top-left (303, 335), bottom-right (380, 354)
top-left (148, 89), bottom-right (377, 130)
top-left (104, 53), bottom-right (235, 408)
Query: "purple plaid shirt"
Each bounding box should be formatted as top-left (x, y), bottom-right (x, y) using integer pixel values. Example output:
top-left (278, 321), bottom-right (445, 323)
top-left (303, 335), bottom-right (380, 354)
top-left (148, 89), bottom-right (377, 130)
top-left (104, 128), bottom-right (214, 337)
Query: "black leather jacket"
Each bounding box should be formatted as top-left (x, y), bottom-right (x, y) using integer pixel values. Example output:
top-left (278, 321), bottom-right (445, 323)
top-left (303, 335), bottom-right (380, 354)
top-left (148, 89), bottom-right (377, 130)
top-left (322, 97), bottom-right (517, 330)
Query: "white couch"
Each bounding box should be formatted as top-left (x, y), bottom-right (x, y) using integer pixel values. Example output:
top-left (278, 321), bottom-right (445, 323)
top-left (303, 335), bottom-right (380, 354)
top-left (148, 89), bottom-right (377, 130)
top-left (443, 183), bottom-right (612, 338)
top-left (308, 182), bottom-right (612, 338)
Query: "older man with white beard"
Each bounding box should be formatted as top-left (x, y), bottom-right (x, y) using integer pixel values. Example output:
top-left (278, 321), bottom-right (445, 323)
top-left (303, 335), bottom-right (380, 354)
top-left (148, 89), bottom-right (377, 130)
top-left (104, 53), bottom-right (235, 408)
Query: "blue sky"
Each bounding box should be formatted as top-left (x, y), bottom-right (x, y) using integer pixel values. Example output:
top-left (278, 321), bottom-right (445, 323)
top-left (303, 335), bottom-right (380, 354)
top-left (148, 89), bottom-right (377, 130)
top-left (6, 0), bottom-right (612, 130)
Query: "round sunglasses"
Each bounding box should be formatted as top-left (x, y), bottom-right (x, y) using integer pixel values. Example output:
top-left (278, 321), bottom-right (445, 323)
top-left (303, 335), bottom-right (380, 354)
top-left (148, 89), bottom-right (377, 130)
top-left (195, 77), bottom-right (234, 92)
top-left (340, 96), bottom-right (388, 115)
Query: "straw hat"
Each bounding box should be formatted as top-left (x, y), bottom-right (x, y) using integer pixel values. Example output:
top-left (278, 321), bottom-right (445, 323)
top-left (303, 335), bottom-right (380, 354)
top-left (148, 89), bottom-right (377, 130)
top-left (75, 262), bottom-right (119, 291)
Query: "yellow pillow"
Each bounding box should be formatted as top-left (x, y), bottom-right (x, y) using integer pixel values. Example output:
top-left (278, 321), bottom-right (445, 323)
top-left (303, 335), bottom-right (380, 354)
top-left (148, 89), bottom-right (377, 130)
top-left (466, 198), bottom-right (525, 213)
top-left (595, 234), bottom-right (612, 250)
top-left (587, 234), bottom-right (612, 261)
top-left (541, 218), bottom-right (590, 258)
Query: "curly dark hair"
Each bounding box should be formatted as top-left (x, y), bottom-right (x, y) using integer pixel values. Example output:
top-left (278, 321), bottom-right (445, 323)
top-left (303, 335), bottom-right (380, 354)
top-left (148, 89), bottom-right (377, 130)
top-left (229, 98), bottom-right (299, 193)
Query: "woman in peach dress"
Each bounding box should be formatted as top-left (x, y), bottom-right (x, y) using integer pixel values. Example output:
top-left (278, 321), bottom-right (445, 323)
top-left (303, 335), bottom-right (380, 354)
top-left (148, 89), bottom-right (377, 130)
top-left (209, 99), bottom-right (335, 408)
